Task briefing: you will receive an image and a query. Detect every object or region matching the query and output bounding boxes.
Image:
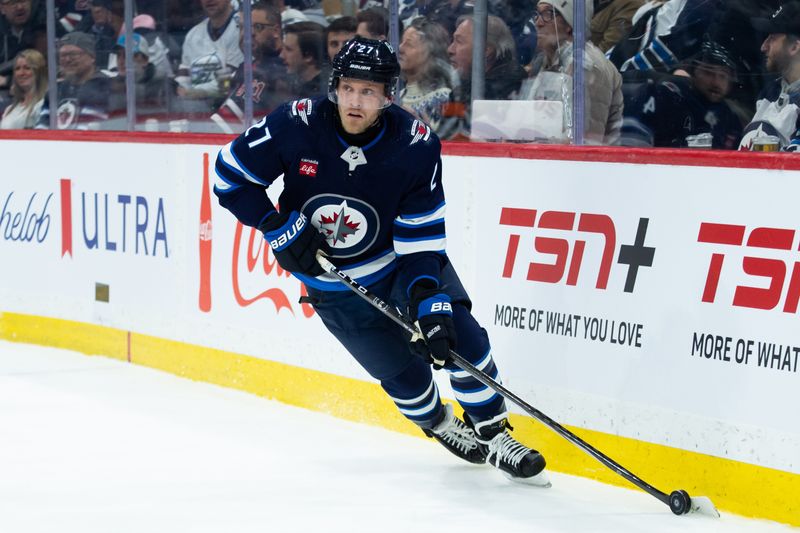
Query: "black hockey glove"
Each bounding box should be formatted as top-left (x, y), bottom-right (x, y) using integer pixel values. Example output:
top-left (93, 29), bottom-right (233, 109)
top-left (259, 210), bottom-right (330, 277)
top-left (410, 289), bottom-right (457, 369)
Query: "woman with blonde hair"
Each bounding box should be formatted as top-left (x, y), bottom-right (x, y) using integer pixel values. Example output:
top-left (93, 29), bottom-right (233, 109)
top-left (1, 49), bottom-right (48, 129)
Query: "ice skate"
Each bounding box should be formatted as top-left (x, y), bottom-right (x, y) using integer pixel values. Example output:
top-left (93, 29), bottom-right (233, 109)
top-left (424, 403), bottom-right (487, 465)
top-left (473, 415), bottom-right (550, 487)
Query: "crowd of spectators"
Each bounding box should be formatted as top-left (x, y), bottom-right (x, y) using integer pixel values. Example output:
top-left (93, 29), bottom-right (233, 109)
top-left (0, 0), bottom-right (797, 151)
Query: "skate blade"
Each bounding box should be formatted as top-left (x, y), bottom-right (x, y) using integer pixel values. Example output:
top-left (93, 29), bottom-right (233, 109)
top-left (689, 496), bottom-right (720, 518)
top-left (503, 470), bottom-right (552, 488)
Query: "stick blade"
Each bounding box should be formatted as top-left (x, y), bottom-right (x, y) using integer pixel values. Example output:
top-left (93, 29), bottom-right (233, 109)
top-left (690, 496), bottom-right (720, 518)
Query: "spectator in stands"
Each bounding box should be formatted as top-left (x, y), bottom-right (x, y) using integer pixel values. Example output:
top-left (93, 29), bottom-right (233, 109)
top-left (489, 0), bottom-right (536, 66)
top-left (356, 7), bottom-right (390, 40)
top-left (280, 21), bottom-right (327, 98)
top-left (211, 2), bottom-right (290, 133)
top-left (0, 0), bottom-right (46, 86)
top-left (621, 41), bottom-right (742, 149)
top-left (128, 14), bottom-right (175, 81)
top-left (399, 0), bottom-right (471, 35)
top-left (176, 0), bottom-right (244, 102)
top-left (263, 0), bottom-right (309, 29)
top-left (448, 14), bottom-right (525, 102)
top-left (398, 17), bottom-right (453, 132)
top-left (37, 31), bottom-right (112, 129)
top-left (703, 0), bottom-right (783, 122)
top-left (607, 0), bottom-right (721, 75)
top-left (524, 0), bottom-right (622, 144)
top-left (326, 15), bottom-right (356, 63)
top-left (85, 0), bottom-right (120, 69)
top-left (441, 15), bottom-right (524, 140)
top-left (109, 33), bottom-right (167, 111)
top-left (590, 0), bottom-right (644, 52)
top-left (739, 1), bottom-right (800, 151)
top-left (0, 48), bottom-right (45, 128)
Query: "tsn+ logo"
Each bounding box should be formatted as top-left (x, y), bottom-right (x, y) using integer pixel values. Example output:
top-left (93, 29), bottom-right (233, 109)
top-left (498, 207), bottom-right (655, 293)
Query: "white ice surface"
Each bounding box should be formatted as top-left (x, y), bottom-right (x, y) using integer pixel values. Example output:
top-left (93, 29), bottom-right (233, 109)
top-left (0, 340), bottom-right (796, 533)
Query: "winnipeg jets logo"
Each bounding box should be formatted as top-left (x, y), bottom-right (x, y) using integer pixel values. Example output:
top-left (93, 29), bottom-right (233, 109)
top-left (410, 119), bottom-right (431, 145)
top-left (303, 194), bottom-right (380, 258)
top-left (341, 146), bottom-right (367, 171)
top-left (57, 99), bottom-right (78, 129)
top-left (291, 98), bottom-right (313, 125)
top-left (318, 201), bottom-right (361, 245)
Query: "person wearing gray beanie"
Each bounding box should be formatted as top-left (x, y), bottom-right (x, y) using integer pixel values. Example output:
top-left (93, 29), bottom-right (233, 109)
top-left (526, 0), bottom-right (622, 144)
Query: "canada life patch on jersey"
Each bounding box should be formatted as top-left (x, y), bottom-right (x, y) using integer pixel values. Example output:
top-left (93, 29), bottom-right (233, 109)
top-left (291, 98), bottom-right (313, 125)
top-left (299, 158), bottom-right (318, 177)
top-left (410, 119), bottom-right (431, 145)
top-left (302, 194), bottom-right (380, 259)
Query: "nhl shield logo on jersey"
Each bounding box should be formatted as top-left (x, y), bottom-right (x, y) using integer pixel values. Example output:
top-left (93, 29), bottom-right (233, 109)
top-left (302, 194), bottom-right (380, 258)
top-left (291, 99), bottom-right (313, 125)
top-left (410, 119), bottom-right (431, 145)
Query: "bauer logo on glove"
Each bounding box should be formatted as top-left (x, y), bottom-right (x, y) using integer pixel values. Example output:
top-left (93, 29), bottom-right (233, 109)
top-left (267, 213), bottom-right (307, 251)
top-left (259, 210), bottom-right (330, 277)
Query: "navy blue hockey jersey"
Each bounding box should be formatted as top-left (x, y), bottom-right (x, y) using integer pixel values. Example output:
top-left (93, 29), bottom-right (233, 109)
top-left (214, 97), bottom-right (447, 292)
top-left (621, 75), bottom-right (742, 149)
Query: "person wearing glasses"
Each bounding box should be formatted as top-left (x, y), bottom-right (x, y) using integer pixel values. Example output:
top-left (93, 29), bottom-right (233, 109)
top-left (36, 31), bottom-right (112, 129)
top-left (211, 2), bottom-right (291, 133)
top-left (524, 0), bottom-right (622, 145)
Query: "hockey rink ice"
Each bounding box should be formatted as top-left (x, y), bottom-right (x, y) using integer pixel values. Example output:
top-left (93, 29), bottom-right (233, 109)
top-left (0, 340), bottom-right (796, 533)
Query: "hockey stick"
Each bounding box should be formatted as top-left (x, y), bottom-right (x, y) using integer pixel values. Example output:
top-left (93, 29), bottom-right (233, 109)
top-left (316, 253), bottom-right (719, 517)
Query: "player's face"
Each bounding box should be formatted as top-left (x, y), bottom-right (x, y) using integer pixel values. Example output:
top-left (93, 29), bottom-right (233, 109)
top-left (399, 27), bottom-right (428, 77)
top-left (280, 33), bottom-right (304, 74)
top-left (336, 77), bottom-right (387, 134)
top-left (328, 30), bottom-right (356, 62)
top-left (692, 63), bottom-right (732, 103)
top-left (448, 20), bottom-right (472, 79)
top-left (761, 33), bottom-right (800, 74)
top-left (13, 56), bottom-right (34, 92)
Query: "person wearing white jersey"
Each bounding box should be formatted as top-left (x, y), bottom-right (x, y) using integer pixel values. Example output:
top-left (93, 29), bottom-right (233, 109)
top-left (176, 0), bottom-right (244, 100)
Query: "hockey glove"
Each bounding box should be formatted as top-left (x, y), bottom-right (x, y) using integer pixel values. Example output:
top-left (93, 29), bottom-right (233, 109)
top-left (410, 289), bottom-right (457, 369)
top-left (259, 210), bottom-right (330, 277)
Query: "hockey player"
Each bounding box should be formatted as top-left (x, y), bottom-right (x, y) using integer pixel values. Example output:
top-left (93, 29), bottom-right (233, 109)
top-left (213, 36), bottom-right (547, 482)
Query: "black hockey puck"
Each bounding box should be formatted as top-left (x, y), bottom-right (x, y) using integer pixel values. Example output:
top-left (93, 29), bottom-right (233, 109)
top-left (669, 490), bottom-right (691, 515)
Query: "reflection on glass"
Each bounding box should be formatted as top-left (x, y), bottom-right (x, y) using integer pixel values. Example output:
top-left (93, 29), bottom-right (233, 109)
top-left (0, 0), bottom-right (788, 151)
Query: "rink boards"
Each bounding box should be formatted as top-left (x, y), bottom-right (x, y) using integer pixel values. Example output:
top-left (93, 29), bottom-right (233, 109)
top-left (0, 133), bottom-right (798, 525)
